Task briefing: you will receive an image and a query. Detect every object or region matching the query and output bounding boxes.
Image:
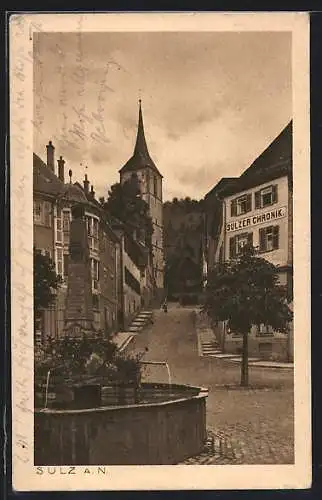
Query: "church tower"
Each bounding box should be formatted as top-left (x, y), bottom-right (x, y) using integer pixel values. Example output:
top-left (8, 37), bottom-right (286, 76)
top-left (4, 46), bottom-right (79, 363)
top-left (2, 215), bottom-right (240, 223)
top-left (119, 100), bottom-right (164, 292)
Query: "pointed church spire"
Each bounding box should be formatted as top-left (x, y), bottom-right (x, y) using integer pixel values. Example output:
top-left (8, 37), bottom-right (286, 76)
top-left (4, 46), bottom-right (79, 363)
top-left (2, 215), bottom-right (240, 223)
top-left (119, 99), bottom-right (163, 177)
top-left (134, 99), bottom-right (150, 158)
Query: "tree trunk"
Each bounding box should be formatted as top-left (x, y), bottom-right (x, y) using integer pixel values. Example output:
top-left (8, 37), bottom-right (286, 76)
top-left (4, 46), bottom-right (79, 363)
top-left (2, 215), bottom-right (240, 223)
top-left (241, 331), bottom-right (249, 387)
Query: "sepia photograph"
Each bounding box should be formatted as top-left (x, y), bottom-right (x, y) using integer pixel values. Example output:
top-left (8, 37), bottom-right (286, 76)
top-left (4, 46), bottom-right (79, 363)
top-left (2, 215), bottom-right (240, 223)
top-left (10, 12), bottom-right (310, 491)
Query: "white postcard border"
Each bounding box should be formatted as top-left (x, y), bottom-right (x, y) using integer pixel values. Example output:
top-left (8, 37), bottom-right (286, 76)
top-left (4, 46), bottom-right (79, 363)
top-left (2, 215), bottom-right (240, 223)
top-left (10, 11), bottom-right (311, 491)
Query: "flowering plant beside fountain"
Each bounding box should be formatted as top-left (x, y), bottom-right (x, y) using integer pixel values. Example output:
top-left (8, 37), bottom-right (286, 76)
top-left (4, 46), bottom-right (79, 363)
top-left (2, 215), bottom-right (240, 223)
top-left (34, 331), bottom-right (144, 409)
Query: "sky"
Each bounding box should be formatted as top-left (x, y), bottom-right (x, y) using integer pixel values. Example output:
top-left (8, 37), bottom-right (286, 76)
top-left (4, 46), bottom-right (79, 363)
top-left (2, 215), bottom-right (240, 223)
top-left (33, 31), bottom-right (292, 201)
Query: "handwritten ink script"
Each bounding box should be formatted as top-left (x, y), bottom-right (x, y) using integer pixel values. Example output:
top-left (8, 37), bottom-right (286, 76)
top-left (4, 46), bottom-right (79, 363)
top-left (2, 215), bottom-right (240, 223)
top-left (33, 19), bottom-right (125, 159)
top-left (11, 15), bottom-right (38, 469)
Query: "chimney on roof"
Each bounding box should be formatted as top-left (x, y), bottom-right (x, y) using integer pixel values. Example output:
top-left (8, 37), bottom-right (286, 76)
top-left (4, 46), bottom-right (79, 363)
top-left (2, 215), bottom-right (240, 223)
top-left (89, 185), bottom-right (95, 200)
top-left (83, 174), bottom-right (90, 194)
top-left (57, 156), bottom-right (65, 183)
top-left (46, 141), bottom-right (55, 171)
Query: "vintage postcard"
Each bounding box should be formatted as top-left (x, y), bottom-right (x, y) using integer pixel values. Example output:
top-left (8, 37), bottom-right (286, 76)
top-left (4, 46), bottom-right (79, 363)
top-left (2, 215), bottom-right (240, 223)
top-left (10, 11), bottom-right (311, 491)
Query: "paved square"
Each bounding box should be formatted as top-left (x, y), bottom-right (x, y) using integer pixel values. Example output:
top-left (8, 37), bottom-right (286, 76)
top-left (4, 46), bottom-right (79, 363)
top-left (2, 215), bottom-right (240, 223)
top-left (127, 305), bottom-right (294, 465)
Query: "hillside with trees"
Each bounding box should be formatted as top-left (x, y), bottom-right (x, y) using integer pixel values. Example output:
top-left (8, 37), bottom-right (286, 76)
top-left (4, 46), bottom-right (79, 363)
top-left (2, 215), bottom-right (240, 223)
top-left (163, 197), bottom-right (205, 302)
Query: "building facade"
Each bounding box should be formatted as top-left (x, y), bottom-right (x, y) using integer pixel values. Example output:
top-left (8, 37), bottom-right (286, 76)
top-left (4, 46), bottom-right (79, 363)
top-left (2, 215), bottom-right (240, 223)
top-left (204, 121), bottom-right (293, 361)
top-left (34, 143), bottom-right (120, 340)
top-left (34, 140), bottom-right (154, 341)
top-left (119, 101), bottom-right (164, 295)
top-left (203, 178), bottom-right (236, 279)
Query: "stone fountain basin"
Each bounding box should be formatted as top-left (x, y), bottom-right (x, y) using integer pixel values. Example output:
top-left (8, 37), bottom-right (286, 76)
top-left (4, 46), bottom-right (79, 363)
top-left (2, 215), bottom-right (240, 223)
top-left (34, 383), bottom-right (208, 465)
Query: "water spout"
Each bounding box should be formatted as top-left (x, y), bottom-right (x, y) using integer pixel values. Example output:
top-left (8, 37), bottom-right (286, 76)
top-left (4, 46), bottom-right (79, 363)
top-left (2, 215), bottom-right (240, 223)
top-left (140, 360), bottom-right (172, 391)
top-left (44, 369), bottom-right (52, 409)
top-left (44, 364), bottom-right (64, 409)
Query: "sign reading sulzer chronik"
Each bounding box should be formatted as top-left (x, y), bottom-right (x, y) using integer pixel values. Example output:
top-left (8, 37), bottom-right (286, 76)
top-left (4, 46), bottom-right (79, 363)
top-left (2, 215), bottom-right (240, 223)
top-left (226, 206), bottom-right (287, 233)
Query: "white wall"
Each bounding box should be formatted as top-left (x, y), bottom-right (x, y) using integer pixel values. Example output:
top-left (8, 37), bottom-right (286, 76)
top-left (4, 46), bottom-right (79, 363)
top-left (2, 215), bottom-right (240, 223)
top-left (223, 176), bottom-right (289, 267)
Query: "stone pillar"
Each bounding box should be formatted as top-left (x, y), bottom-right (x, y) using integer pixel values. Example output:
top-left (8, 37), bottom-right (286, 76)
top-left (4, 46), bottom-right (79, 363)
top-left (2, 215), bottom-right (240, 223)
top-left (64, 203), bottom-right (95, 337)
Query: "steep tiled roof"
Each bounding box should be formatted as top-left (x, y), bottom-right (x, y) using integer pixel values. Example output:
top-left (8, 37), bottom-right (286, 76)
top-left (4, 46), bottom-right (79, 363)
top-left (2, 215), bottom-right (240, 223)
top-left (119, 101), bottom-right (162, 177)
top-left (62, 182), bottom-right (89, 204)
top-left (220, 120), bottom-right (292, 197)
top-left (33, 153), bottom-right (64, 196)
top-left (240, 121), bottom-right (292, 178)
top-left (204, 177), bottom-right (237, 200)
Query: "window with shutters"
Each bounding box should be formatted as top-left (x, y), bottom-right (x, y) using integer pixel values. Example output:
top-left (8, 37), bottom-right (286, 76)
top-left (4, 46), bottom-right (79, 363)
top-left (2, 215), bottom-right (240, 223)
top-left (63, 210), bottom-right (70, 245)
top-left (33, 201), bottom-right (42, 224)
top-left (255, 185), bottom-right (278, 209)
top-left (93, 218), bottom-right (99, 250)
top-left (91, 258), bottom-right (99, 289)
top-left (259, 225), bottom-right (279, 253)
top-left (56, 248), bottom-right (63, 276)
top-left (86, 216), bottom-right (99, 251)
top-left (229, 232), bottom-right (253, 258)
top-left (56, 207), bottom-right (62, 243)
top-left (231, 194), bottom-right (252, 217)
top-left (44, 202), bottom-right (51, 226)
top-left (33, 200), bottom-right (52, 227)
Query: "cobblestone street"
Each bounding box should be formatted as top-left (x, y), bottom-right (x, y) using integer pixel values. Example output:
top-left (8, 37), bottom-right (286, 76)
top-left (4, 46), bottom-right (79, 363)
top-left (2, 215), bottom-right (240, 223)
top-left (127, 304), bottom-right (294, 465)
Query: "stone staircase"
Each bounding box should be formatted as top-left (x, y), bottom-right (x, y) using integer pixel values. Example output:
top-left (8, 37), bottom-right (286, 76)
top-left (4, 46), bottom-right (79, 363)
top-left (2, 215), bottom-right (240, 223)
top-left (128, 310), bottom-right (154, 333)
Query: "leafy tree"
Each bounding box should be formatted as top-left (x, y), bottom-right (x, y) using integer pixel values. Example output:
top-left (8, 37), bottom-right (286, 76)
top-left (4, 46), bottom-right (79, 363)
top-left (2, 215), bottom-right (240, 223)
top-left (100, 174), bottom-right (153, 248)
top-left (34, 248), bottom-right (63, 328)
top-left (202, 245), bottom-right (293, 386)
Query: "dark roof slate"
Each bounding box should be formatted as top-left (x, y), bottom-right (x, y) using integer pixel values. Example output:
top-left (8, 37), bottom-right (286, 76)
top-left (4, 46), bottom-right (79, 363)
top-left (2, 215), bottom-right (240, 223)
top-left (119, 101), bottom-right (162, 177)
top-left (33, 153), bottom-right (65, 197)
top-left (219, 120), bottom-right (292, 197)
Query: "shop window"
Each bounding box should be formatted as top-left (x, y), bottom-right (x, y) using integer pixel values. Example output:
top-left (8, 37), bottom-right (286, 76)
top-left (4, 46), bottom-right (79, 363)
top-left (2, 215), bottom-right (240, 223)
top-left (229, 232), bottom-right (253, 259)
top-left (255, 185), bottom-right (278, 209)
top-left (259, 225), bottom-right (279, 253)
top-left (230, 194), bottom-right (252, 217)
